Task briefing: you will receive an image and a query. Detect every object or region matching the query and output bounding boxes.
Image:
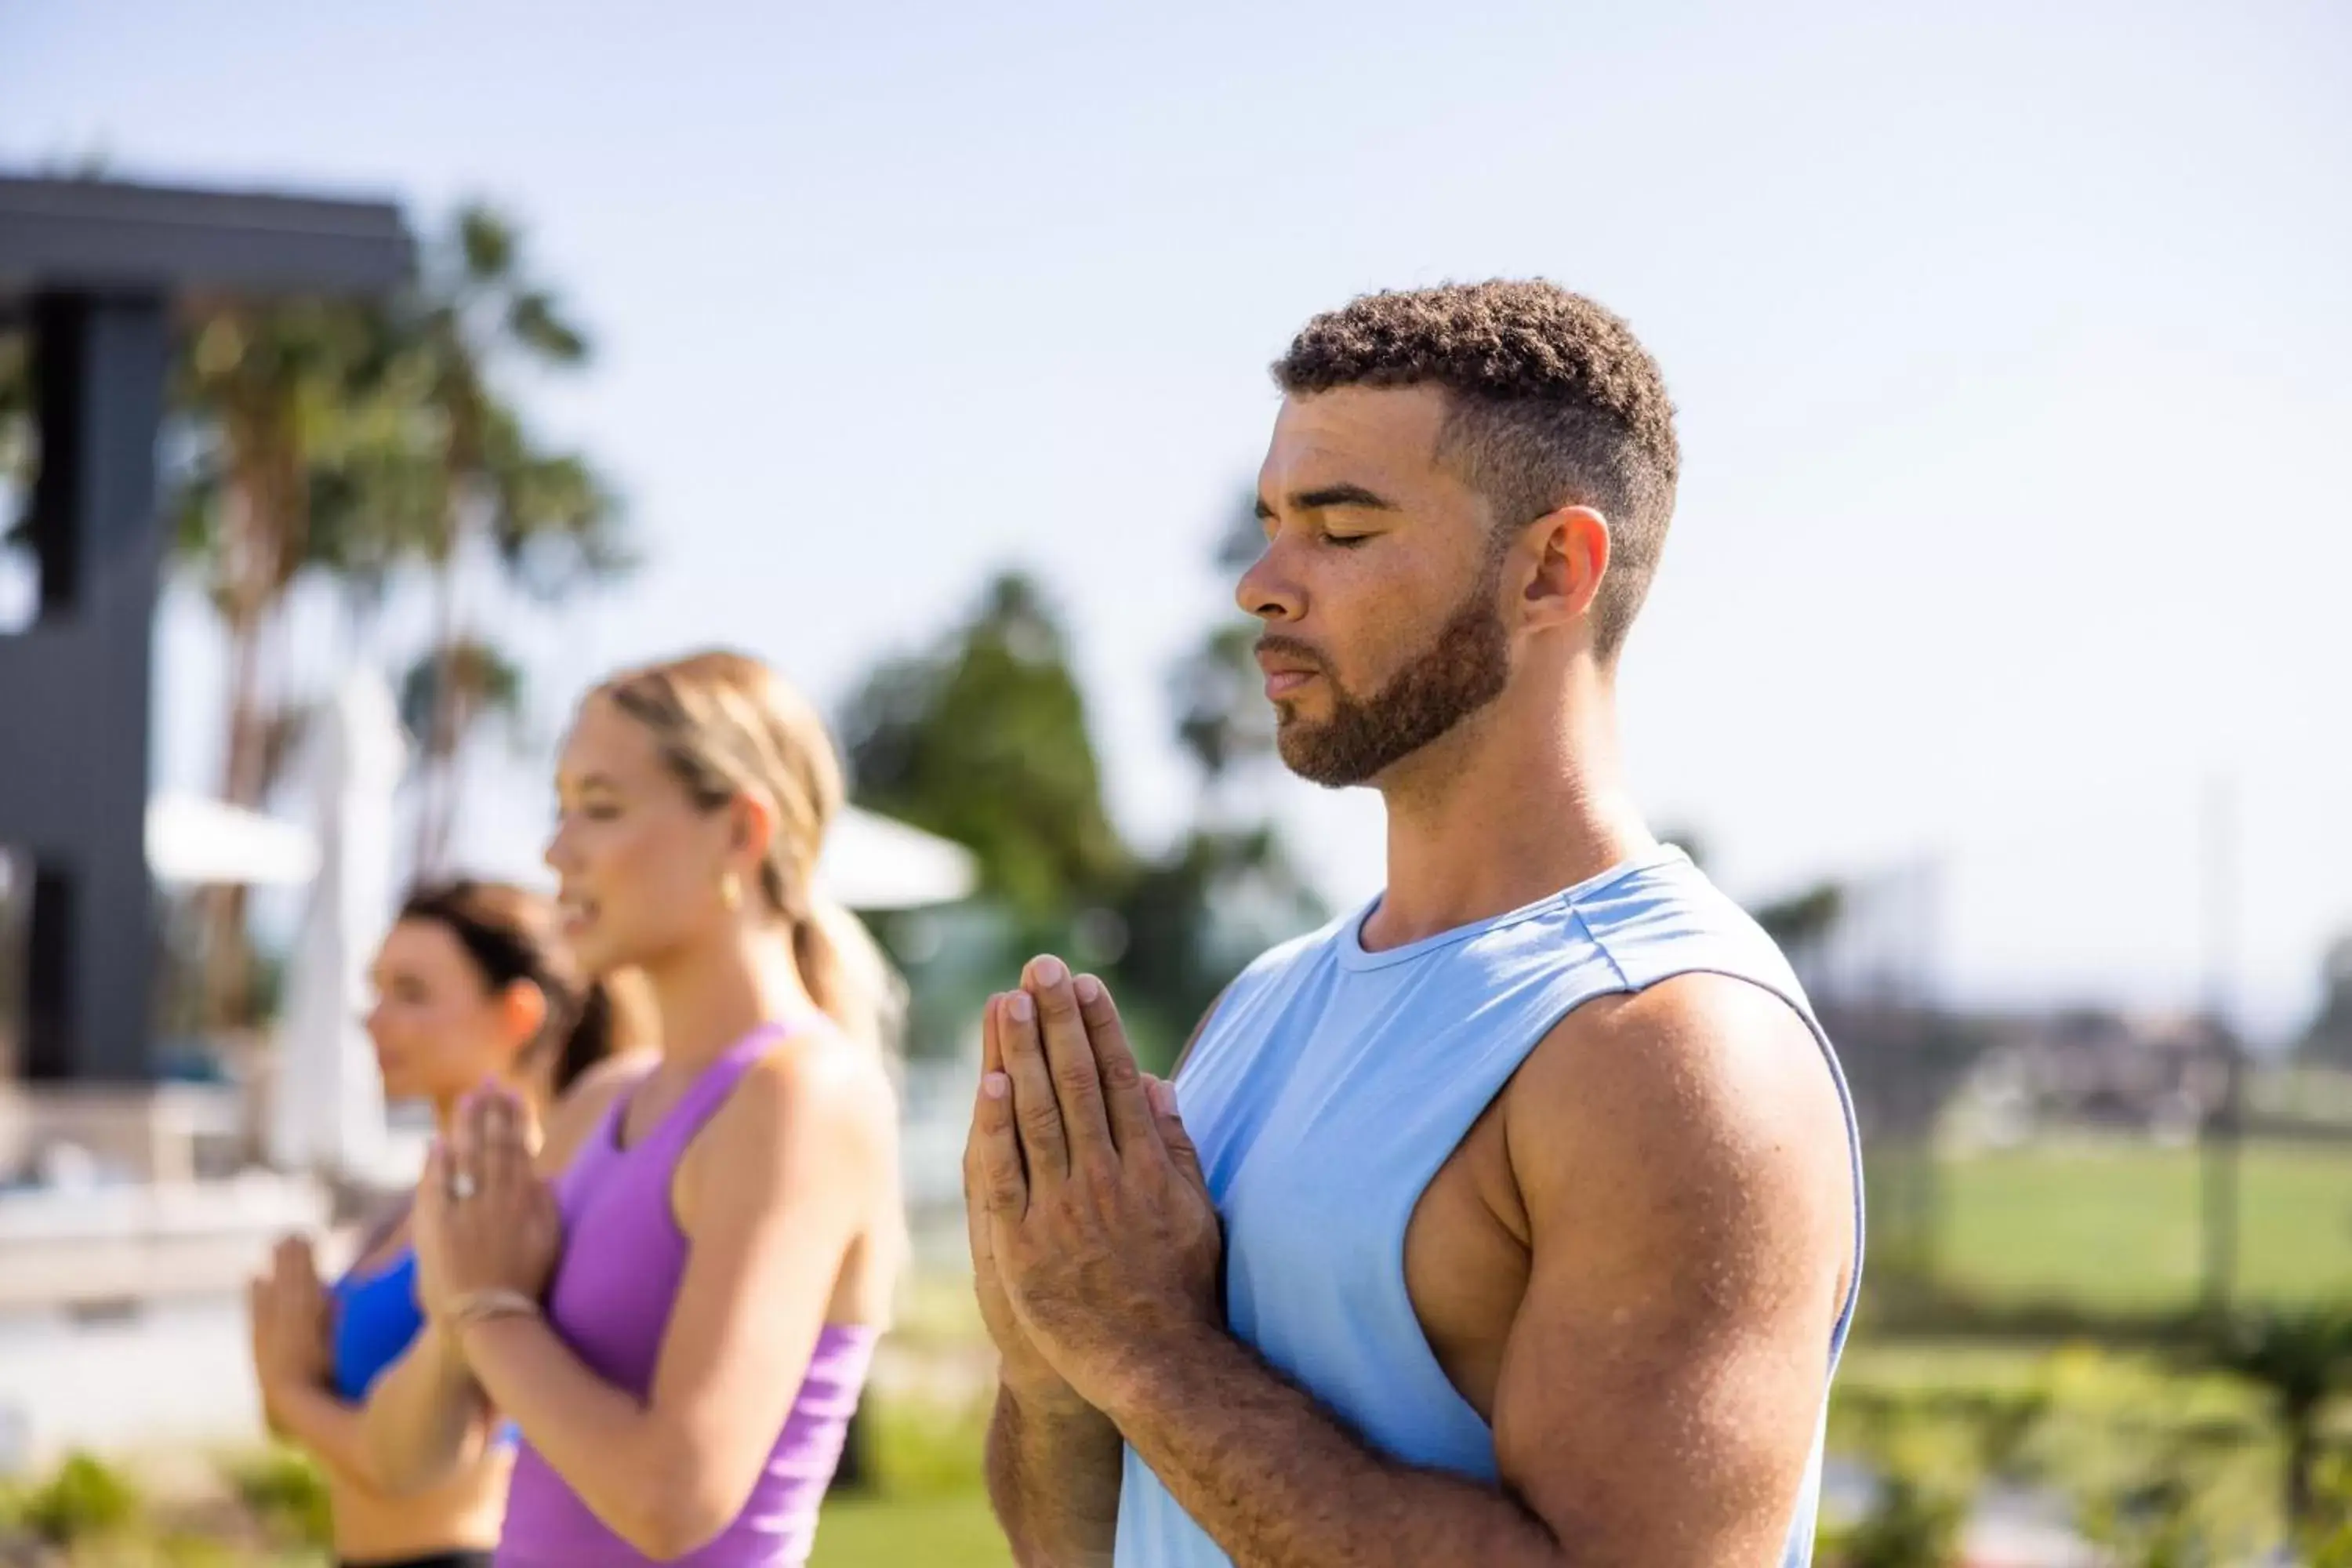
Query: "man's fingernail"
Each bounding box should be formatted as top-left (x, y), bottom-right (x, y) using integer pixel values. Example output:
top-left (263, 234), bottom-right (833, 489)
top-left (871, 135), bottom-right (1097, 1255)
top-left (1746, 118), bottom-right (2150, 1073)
top-left (983, 1072), bottom-right (1011, 1100)
top-left (1151, 1079), bottom-right (1178, 1116)
top-left (1008, 992), bottom-right (1034, 1023)
top-left (1032, 956), bottom-right (1067, 988)
top-left (1074, 974), bottom-right (1102, 1004)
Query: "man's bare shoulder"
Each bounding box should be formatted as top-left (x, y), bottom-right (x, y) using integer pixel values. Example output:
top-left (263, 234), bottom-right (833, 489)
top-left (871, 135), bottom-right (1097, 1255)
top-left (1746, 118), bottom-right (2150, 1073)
top-left (1501, 972), bottom-right (1849, 1248)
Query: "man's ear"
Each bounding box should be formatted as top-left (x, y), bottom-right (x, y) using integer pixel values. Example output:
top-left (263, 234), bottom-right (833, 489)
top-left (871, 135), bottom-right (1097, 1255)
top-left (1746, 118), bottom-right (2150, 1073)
top-left (1519, 504), bottom-right (1610, 631)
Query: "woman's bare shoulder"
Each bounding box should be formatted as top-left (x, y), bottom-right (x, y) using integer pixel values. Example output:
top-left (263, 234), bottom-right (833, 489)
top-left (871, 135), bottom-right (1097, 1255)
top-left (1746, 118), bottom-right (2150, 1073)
top-left (537, 1049), bottom-right (659, 1176)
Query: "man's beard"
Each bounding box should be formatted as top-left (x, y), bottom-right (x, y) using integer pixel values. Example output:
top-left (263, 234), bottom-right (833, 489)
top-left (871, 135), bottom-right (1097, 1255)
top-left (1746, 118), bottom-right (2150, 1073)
top-left (1267, 556), bottom-right (1512, 789)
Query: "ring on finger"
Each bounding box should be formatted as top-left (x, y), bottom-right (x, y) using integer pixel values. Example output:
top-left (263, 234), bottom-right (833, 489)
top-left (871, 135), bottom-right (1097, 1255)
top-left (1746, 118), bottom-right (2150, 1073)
top-left (450, 1168), bottom-right (479, 1202)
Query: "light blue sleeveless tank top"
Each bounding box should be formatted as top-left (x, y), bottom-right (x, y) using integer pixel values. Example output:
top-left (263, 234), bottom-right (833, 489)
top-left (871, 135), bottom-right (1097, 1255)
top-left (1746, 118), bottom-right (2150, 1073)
top-left (1112, 845), bottom-right (1864, 1567)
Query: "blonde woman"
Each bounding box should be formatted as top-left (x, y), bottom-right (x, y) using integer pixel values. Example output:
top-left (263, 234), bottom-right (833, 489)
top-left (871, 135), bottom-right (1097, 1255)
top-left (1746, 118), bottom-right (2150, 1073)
top-left (368, 652), bottom-right (903, 1568)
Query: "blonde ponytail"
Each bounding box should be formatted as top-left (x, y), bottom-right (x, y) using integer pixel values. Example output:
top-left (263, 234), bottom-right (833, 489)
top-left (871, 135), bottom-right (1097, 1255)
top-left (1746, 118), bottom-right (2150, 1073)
top-left (793, 893), bottom-right (907, 1058)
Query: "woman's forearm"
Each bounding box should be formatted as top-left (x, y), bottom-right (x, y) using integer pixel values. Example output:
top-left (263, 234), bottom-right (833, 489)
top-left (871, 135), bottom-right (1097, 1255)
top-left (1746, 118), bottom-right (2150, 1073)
top-left (457, 1313), bottom-right (720, 1561)
top-left (267, 1378), bottom-right (390, 1491)
top-left (360, 1320), bottom-right (491, 1496)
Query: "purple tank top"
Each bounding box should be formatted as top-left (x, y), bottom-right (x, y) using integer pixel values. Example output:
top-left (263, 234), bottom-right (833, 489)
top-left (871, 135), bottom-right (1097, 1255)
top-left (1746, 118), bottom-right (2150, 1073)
top-left (496, 1025), bottom-right (880, 1567)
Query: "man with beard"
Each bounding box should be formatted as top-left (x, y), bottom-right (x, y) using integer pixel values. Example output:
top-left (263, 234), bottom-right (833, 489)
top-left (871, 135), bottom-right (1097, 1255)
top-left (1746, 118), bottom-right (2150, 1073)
top-left (964, 281), bottom-right (1864, 1568)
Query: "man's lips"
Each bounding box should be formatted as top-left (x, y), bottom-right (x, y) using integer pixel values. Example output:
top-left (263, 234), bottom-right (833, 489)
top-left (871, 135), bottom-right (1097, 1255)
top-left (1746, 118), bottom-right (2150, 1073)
top-left (1255, 642), bottom-right (1325, 700)
top-left (1264, 670), bottom-right (1316, 698)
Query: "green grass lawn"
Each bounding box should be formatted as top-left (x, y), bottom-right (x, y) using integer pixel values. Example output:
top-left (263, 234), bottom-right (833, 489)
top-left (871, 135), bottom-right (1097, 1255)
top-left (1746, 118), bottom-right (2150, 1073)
top-left (1924, 1140), bottom-right (2352, 1313)
top-left (811, 1491), bottom-right (1011, 1567)
top-left (804, 1392), bottom-right (1011, 1568)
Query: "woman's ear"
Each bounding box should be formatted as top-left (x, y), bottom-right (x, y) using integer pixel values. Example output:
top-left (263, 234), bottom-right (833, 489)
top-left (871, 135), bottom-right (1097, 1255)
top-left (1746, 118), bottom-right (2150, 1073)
top-left (499, 979), bottom-right (551, 1058)
top-left (729, 790), bottom-right (779, 880)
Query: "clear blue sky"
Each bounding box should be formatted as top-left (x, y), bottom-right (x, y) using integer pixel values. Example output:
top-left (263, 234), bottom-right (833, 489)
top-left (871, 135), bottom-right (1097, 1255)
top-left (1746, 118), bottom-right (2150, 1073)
top-left (5, 0), bottom-right (2348, 1037)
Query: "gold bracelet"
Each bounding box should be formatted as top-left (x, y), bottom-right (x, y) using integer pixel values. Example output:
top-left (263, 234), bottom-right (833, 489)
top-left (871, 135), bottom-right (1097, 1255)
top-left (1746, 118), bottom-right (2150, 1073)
top-left (446, 1287), bottom-right (542, 1332)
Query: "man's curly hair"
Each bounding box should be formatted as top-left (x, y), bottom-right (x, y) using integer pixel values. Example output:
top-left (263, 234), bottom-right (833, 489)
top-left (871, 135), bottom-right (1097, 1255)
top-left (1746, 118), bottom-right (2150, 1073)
top-left (1273, 280), bottom-right (1680, 659)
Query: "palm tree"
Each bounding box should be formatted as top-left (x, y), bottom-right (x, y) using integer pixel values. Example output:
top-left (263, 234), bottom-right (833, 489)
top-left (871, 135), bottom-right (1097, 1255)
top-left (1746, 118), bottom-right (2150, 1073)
top-left (398, 635), bottom-right (532, 863)
top-left (397, 204), bottom-right (617, 875)
top-left (299, 342), bottom-right (447, 652)
top-left (1, 327), bottom-right (30, 503)
top-left (1, 328), bottom-right (32, 615)
top-left (174, 299), bottom-right (387, 1025)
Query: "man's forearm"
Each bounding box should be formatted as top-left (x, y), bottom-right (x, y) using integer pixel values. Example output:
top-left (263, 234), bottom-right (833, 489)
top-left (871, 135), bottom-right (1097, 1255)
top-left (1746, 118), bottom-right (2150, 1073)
top-left (985, 1383), bottom-right (1126, 1568)
top-left (1103, 1327), bottom-right (1564, 1568)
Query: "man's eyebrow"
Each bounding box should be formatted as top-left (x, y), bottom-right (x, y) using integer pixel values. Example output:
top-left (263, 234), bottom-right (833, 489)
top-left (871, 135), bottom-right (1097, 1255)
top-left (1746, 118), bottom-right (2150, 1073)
top-left (1290, 482), bottom-right (1400, 513)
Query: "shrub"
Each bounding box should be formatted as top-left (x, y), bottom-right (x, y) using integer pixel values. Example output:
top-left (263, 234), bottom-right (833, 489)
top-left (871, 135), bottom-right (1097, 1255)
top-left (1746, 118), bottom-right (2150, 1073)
top-left (225, 1446), bottom-right (333, 1550)
top-left (18, 1450), bottom-right (141, 1544)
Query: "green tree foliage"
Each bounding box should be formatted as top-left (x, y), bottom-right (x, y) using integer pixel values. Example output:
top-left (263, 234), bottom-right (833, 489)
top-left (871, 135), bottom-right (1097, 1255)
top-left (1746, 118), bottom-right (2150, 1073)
top-left (1168, 496), bottom-right (1275, 789)
top-left (843, 572), bottom-right (1131, 921)
top-left (2299, 935), bottom-right (2352, 1069)
top-left (1755, 879), bottom-right (1847, 952)
top-left (2205, 1305), bottom-right (2352, 1535)
top-left (840, 520), bottom-right (1324, 1070)
top-left (399, 635), bottom-right (532, 768)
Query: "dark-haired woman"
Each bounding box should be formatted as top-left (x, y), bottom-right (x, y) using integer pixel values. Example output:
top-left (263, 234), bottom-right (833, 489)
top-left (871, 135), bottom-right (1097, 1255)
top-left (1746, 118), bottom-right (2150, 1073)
top-left (247, 880), bottom-right (650, 1568)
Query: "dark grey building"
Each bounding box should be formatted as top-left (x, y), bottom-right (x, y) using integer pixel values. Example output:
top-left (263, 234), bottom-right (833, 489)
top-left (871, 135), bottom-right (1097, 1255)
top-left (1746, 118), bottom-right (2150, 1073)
top-left (0, 176), bottom-right (411, 1081)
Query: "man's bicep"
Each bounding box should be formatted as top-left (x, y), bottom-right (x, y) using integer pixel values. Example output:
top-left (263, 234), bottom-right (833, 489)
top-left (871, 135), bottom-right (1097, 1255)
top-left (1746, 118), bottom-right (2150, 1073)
top-left (1488, 979), bottom-right (1852, 1565)
top-left (1490, 1236), bottom-right (1834, 1563)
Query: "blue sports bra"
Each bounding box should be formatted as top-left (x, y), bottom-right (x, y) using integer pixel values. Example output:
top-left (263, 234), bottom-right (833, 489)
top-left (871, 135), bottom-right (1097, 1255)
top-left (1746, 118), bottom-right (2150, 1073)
top-left (328, 1247), bottom-right (423, 1402)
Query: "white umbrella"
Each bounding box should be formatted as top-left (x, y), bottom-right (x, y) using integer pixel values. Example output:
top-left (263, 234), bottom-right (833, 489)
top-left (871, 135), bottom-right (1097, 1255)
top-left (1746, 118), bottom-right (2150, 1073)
top-left (146, 793), bottom-right (319, 887)
top-left (818, 806), bottom-right (978, 912)
top-left (267, 670), bottom-right (406, 1178)
top-left (449, 804), bottom-right (975, 915)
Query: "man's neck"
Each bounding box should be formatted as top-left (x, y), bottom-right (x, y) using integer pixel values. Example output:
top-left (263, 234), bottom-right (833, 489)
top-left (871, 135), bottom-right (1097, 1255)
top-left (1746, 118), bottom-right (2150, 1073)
top-left (1366, 668), bottom-right (1650, 952)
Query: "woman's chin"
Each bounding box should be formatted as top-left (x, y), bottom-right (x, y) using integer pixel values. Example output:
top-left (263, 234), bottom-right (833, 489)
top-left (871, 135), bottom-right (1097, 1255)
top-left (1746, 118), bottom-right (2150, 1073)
top-left (572, 928), bottom-right (633, 978)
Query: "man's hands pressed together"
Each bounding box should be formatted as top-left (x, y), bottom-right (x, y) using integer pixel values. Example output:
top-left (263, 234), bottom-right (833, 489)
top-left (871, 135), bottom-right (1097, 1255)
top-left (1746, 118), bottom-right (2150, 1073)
top-left (967, 956), bottom-right (1224, 1421)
